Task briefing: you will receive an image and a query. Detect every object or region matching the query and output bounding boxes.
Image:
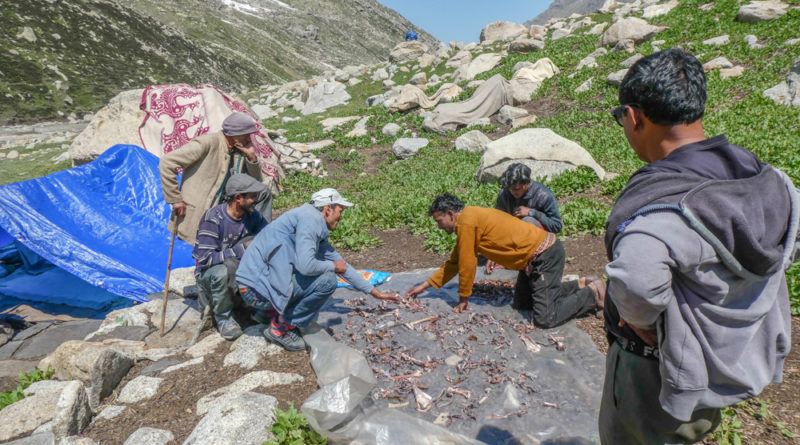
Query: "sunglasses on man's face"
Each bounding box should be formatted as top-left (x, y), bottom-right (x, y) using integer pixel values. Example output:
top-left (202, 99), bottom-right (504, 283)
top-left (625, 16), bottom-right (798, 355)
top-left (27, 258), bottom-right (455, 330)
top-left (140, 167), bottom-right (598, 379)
top-left (611, 104), bottom-right (640, 127)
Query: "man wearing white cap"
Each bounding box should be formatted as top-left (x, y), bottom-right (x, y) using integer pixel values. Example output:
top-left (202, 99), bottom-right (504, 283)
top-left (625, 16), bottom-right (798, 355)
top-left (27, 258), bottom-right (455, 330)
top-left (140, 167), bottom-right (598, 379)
top-left (236, 188), bottom-right (400, 351)
top-left (159, 112), bottom-right (273, 245)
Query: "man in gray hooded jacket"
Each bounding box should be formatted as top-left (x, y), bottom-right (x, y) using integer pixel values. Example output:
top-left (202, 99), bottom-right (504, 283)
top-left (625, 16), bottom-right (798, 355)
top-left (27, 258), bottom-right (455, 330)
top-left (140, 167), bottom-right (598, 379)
top-left (599, 49), bottom-right (799, 444)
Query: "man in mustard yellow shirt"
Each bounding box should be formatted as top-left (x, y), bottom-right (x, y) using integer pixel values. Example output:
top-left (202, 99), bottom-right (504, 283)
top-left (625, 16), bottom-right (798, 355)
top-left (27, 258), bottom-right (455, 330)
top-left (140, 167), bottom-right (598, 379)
top-left (406, 193), bottom-right (604, 328)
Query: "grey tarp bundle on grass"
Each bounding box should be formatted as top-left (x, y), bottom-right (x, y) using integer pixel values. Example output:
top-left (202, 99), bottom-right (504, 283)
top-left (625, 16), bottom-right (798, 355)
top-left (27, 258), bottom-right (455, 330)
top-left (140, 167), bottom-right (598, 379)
top-left (422, 75), bottom-right (514, 134)
top-left (304, 268), bottom-right (603, 444)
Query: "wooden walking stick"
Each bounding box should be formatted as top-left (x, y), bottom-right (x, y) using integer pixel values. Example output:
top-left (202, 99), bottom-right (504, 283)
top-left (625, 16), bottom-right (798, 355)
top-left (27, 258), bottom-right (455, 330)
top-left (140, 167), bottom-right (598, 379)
top-left (160, 212), bottom-right (178, 337)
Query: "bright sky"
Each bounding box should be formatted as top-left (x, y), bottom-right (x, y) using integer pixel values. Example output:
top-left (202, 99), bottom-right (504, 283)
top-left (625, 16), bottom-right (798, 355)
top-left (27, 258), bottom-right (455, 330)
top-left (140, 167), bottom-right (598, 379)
top-left (377, 0), bottom-right (552, 44)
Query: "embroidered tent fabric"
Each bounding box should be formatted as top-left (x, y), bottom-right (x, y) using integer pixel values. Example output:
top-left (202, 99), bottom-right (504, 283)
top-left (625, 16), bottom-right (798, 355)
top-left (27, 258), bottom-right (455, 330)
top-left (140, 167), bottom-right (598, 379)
top-left (138, 84), bottom-right (282, 192)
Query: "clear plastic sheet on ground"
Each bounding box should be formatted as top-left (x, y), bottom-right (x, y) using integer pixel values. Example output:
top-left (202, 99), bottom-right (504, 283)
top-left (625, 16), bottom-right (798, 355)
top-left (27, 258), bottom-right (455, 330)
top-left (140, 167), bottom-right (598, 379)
top-left (303, 268), bottom-right (604, 445)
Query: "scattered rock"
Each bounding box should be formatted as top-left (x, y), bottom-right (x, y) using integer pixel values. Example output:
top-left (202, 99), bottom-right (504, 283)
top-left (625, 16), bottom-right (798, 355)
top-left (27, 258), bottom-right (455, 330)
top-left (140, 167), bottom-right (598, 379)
top-left (38, 340), bottom-right (136, 408)
top-left (586, 23), bottom-right (608, 36)
top-left (185, 392), bottom-right (278, 445)
top-left (445, 50), bottom-right (472, 69)
top-left (703, 34), bottom-right (730, 45)
top-left (348, 78), bottom-right (362, 87)
top-left (786, 38), bottom-right (800, 45)
top-left (613, 39), bottom-right (636, 53)
top-left (551, 29), bottom-right (572, 40)
top-left (123, 427), bottom-right (174, 445)
top-left (529, 25), bottom-right (547, 39)
top-left (477, 128), bottom-right (606, 183)
top-left (642, 0), bottom-right (679, 18)
top-left (599, 17), bottom-right (667, 47)
top-left (620, 53), bottom-right (644, 68)
top-left (699, 2), bottom-right (715, 11)
top-left (250, 104), bottom-right (274, 120)
top-left (367, 94), bottom-right (385, 107)
top-left (320, 116), bottom-right (360, 133)
top-left (0, 380), bottom-right (90, 442)
top-left (576, 56), bottom-right (598, 70)
top-left (736, 1), bottom-right (789, 23)
top-left (744, 34), bottom-right (764, 48)
top-left (7, 150), bottom-right (19, 159)
top-left (345, 117), bottom-right (370, 138)
top-left (160, 356), bottom-right (204, 375)
top-left (418, 53), bottom-right (436, 69)
top-left (392, 138), bottom-right (428, 160)
top-left (301, 81), bottom-right (351, 115)
top-left (607, 69), bottom-right (629, 87)
top-left (703, 57), bottom-right (734, 71)
top-left (117, 376), bottom-right (163, 404)
top-left (372, 67), bottom-right (389, 81)
top-left (409, 72), bottom-right (427, 85)
top-left (95, 406), bottom-right (126, 421)
top-left (453, 53), bottom-right (503, 82)
top-left (480, 21), bottom-right (528, 42)
top-left (223, 325), bottom-right (282, 370)
top-left (719, 66), bottom-right (745, 79)
top-left (51, 381), bottom-right (92, 439)
top-left (508, 39), bottom-right (545, 53)
top-left (185, 332), bottom-right (226, 358)
top-left (17, 27), bottom-right (37, 43)
top-left (575, 77), bottom-right (593, 93)
top-left (389, 41), bottom-right (428, 63)
top-left (763, 56), bottom-right (800, 106)
top-left (0, 380), bottom-right (66, 442)
top-left (454, 131), bottom-right (490, 153)
top-left (497, 106), bottom-right (528, 125)
top-left (382, 123), bottom-right (402, 137)
top-left (511, 115), bottom-right (538, 129)
top-left (195, 371), bottom-right (304, 416)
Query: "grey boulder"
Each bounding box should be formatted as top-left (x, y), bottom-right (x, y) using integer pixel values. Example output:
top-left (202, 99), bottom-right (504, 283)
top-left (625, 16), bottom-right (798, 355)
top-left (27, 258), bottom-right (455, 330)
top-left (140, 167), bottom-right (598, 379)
top-left (476, 128), bottom-right (606, 183)
top-left (455, 131), bottom-right (491, 153)
top-left (184, 392), bottom-right (279, 445)
top-left (764, 56), bottom-right (800, 106)
top-left (737, 1), bottom-right (789, 23)
top-left (392, 138), bottom-right (428, 160)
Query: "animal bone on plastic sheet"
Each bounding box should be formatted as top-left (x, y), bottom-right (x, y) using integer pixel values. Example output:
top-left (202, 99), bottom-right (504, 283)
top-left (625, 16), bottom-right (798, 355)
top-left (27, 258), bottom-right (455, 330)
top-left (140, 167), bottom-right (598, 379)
top-left (300, 322), bottom-right (484, 445)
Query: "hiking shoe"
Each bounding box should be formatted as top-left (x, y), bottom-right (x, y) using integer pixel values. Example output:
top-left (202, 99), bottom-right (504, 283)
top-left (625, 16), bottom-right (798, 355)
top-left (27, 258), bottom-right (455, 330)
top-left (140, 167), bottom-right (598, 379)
top-left (217, 318), bottom-right (243, 341)
top-left (263, 326), bottom-right (306, 351)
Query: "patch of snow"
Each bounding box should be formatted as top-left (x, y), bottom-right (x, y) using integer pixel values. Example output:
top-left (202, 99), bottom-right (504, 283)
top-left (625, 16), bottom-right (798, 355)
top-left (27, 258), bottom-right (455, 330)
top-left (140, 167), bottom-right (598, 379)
top-left (264, 0), bottom-right (297, 11)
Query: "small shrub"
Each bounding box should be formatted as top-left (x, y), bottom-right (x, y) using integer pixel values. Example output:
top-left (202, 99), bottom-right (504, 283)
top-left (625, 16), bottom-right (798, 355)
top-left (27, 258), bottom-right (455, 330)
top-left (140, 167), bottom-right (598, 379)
top-left (263, 403), bottom-right (327, 445)
top-left (0, 367), bottom-right (55, 410)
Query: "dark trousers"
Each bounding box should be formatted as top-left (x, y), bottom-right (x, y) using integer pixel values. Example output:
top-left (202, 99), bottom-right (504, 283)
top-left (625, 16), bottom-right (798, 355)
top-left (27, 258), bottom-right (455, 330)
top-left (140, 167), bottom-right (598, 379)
top-left (599, 341), bottom-right (721, 444)
top-left (513, 239), bottom-right (596, 328)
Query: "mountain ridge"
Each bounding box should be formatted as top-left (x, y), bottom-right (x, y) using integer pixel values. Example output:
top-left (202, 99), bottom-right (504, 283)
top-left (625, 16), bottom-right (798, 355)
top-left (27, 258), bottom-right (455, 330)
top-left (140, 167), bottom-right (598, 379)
top-left (0, 0), bottom-right (437, 124)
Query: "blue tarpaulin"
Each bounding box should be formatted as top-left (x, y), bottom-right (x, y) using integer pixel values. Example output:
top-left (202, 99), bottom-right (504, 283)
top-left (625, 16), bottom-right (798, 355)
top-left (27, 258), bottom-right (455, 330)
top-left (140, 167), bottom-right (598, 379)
top-left (0, 145), bottom-right (194, 309)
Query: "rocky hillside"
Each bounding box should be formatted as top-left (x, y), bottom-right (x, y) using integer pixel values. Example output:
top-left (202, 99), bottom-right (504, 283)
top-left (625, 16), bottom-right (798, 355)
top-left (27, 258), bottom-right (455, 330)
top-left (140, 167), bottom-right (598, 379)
top-left (0, 0), bottom-right (436, 125)
top-left (526, 0), bottom-right (634, 25)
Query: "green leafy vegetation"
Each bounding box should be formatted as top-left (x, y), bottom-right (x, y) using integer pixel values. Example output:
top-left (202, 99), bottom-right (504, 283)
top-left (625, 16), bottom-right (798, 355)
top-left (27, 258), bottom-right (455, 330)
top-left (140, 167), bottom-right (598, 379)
top-left (559, 198), bottom-right (611, 237)
top-left (712, 398), bottom-right (798, 444)
top-left (0, 367), bottom-right (55, 410)
top-left (263, 403), bottom-right (327, 445)
top-left (786, 263), bottom-right (800, 316)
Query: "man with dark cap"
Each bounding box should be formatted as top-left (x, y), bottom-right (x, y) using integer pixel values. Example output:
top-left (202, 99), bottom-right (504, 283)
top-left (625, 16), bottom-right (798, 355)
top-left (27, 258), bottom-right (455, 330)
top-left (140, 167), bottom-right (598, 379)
top-left (193, 173), bottom-right (269, 340)
top-left (159, 112), bottom-right (273, 246)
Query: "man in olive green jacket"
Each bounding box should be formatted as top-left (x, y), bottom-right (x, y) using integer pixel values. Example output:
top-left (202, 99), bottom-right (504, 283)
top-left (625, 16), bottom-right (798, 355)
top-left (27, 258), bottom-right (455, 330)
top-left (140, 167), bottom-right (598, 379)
top-left (159, 112), bottom-right (271, 245)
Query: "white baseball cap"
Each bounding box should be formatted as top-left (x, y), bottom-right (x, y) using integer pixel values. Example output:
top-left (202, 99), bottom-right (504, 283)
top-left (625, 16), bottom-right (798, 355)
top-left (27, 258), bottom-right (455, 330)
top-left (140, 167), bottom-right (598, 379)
top-left (310, 188), bottom-right (353, 208)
